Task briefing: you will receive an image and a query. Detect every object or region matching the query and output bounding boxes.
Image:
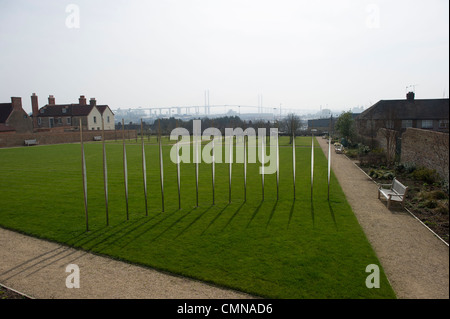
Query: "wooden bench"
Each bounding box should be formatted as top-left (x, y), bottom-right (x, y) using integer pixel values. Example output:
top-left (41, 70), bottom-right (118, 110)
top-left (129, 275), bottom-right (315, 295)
top-left (93, 136), bottom-right (102, 141)
top-left (24, 139), bottom-right (39, 146)
top-left (378, 178), bottom-right (408, 209)
top-left (334, 143), bottom-right (344, 154)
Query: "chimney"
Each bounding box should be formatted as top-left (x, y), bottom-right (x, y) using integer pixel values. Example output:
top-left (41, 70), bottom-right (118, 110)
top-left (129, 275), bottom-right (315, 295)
top-left (48, 95), bottom-right (55, 105)
top-left (11, 97), bottom-right (22, 111)
top-left (89, 98), bottom-right (96, 106)
top-left (31, 93), bottom-right (39, 127)
top-left (406, 91), bottom-right (415, 102)
top-left (79, 95), bottom-right (87, 105)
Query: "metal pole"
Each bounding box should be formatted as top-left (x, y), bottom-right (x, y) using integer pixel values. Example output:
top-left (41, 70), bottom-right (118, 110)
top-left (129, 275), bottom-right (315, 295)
top-left (176, 120), bottom-right (181, 210)
top-left (122, 118), bottom-right (129, 220)
top-left (212, 121), bottom-right (215, 205)
top-left (195, 123), bottom-right (199, 207)
top-left (276, 130), bottom-right (279, 201)
top-left (141, 119), bottom-right (148, 216)
top-left (80, 118), bottom-right (88, 232)
top-left (261, 135), bottom-right (265, 201)
top-left (158, 119), bottom-right (164, 212)
top-left (328, 136), bottom-right (331, 201)
top-left (293, 132), bottom-right (296, 200)
top-left (229, 133), bottom-right (232, 204)
top-left (311, 132), bottom-right (314, 201)
top-left (244, 135), bottom-right (247, 202)
top-left (102, 116), bottom-right (109, 225)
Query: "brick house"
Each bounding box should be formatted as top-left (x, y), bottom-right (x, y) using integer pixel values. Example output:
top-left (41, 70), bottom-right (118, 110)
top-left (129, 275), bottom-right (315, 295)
top-left (33, 94), bottom-right (115, 131)
top-left (356, 92), bottom-right (449, 138)
top-left (0, 97), bottom-right (34, 133)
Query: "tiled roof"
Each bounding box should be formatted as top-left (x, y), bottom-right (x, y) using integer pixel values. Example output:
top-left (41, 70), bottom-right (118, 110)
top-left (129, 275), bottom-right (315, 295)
top-left (357, 99), bottom-right (449, 120)
top-left (37, 104), bottom-right (94, 117)
top-left (0, 103), bottom-right (13, 123)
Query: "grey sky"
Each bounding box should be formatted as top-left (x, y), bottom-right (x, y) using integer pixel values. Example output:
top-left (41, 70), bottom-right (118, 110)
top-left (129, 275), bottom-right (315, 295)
top-left (1, 0), bottom-right (448, 114)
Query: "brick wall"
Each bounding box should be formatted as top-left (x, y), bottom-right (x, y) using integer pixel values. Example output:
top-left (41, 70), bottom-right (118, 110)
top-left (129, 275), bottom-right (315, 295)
top-left (0, 130), bottom-right (137, 148)
top-left (401, 128), bottom-right (449, 181)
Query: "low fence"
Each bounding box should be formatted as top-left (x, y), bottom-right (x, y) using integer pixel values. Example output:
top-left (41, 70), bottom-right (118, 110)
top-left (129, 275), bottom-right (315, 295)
top-left (0, 130), bottom-right (137, 148)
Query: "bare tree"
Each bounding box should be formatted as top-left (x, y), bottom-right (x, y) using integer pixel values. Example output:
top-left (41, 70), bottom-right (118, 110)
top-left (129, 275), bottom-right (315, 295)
top-left (282, 113), bottom-right (302, 144)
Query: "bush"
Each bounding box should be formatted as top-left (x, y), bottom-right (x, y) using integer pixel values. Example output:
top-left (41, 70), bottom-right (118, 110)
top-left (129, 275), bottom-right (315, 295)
top-left (368, 169), bottom-right (394, 180)
top-left (345, 148), bottom-right (358, 159)
top-left (411, 167), bottom-right (439, 184)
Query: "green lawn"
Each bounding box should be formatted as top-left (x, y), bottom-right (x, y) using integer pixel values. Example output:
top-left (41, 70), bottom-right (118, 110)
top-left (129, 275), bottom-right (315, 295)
top-left (0, 136), bottom-right (396, 298)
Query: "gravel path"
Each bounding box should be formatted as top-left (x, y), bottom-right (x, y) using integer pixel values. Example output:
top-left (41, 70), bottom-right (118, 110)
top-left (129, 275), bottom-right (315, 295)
top-left (317, 137), bottom-right (449, 299)
top-left (0, 227), bottom-right (253, 299)
top-left (1, 139), bottom-right (448, 299)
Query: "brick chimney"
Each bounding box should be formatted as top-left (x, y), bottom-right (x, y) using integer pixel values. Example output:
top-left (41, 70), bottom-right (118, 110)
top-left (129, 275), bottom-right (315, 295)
top-left (31, 93), bottom-right (39, 127)
top-left (406, 91), bottom-right (415, 102)
top-left (79, 95), bottom-right (87, 105)
top-left (48, 95), bottom-right (55, 105)
top-left (11, 97), bottom-right (22, 111)
top-left (89, 98), bottom-right (96, 106)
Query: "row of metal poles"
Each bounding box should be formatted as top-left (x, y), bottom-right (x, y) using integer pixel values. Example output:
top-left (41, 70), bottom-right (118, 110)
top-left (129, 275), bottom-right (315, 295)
top-left (80, 118), bottom-right (332, 232)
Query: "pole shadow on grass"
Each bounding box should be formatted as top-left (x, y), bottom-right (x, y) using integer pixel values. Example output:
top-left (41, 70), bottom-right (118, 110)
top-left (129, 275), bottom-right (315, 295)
top-left (175, 205), bottom-right (213, 239)
top-left (222, 202), bottom-right (245, 231)
top-left (201, 204), bottom-right (229, 236)
top-left (328, 200), bottom-right (338, 231)
top-left (287, 200), bottom-right (295, 229)
top-left (246, 200), bottom-right (264, 229)
top-left (150, 208), bottom-right (195, 242)
top-left (266, 201), bottom-right (278, 229)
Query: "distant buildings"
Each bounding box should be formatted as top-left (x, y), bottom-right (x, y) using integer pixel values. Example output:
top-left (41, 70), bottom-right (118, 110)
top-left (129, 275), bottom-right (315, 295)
top-left (356, 92), bottom-right (449, 137)
top-left (0, 97), bottom-right (33, 133)
top-left (33, 94), bottom-right (115, 131)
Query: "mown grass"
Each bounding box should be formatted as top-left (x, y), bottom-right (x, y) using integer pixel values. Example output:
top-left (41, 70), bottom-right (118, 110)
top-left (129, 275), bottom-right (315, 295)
top-left (0, 136), bottom-right (395, 298)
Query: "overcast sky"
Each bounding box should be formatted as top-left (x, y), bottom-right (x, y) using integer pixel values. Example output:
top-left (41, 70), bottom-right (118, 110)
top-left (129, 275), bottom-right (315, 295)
top-left (1, 0), bottom-right (448, 114)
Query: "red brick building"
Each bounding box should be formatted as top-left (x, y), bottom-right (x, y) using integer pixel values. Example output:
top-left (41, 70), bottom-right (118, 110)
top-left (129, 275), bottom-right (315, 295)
top-left (0, 97), bottom-right (33, 134)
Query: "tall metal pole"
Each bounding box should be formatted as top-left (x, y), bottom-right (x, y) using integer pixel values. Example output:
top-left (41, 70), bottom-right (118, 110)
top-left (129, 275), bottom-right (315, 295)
top-left (211, 120), bottom-right (215, 205)
top-left (141, 119), bottom-right (148, 216)
top-left (80, 118), bottom-right (88, 232)
top-left (229, 133), bottom-right (232, 204)
top-left (158, 119), bottom-right (164, 212)
top-left (176, 120), bottom-right (181, 210)
top-left (328, 135), bottom-right (331, 201)
top-left (311, 131), bottom-right (315, 201)
top-left (292, 132), bottom-right (296, 200)
top-left (122, 118), bottom-right (129, 220)
top-left (243, 134), bottom-right (247, 202)
top-left (102, 116), bottom-right (109, 225)
top-left (275, 129), bottom-right (279, 201)
top-left (195, 121), bottom-right (199, 207)
top-left (261, 135), bottom-right (265, 201)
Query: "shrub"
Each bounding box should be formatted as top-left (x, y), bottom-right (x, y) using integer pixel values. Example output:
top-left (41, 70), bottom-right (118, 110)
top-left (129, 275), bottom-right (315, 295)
top-left (359, 152), bottom-right (387, 167)
top-left (411, 167), bottom-right (439, 184)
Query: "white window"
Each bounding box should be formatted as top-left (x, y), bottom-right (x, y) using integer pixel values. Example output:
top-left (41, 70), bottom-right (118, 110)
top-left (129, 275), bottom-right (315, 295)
top-left (421, 120), bottom-right (433, 129)
top-left (107, 116), bottom-right (110, 123)
top-left (67, 117), bottom-right (71, 125)
top-left (439, 120), bottom-right (449, 129)
top-left (93, 116), bottom-right (97, 123)
top-left (38, 118), bottom-right (41, 125)
top-left (402, 120), bottom-right (412, 128)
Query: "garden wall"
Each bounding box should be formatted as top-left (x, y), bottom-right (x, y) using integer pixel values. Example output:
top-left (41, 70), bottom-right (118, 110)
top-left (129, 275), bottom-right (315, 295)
top-left (401, 128), bottom-right (449, 181)
top-left (0, 130), bottom-right (137, 148)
